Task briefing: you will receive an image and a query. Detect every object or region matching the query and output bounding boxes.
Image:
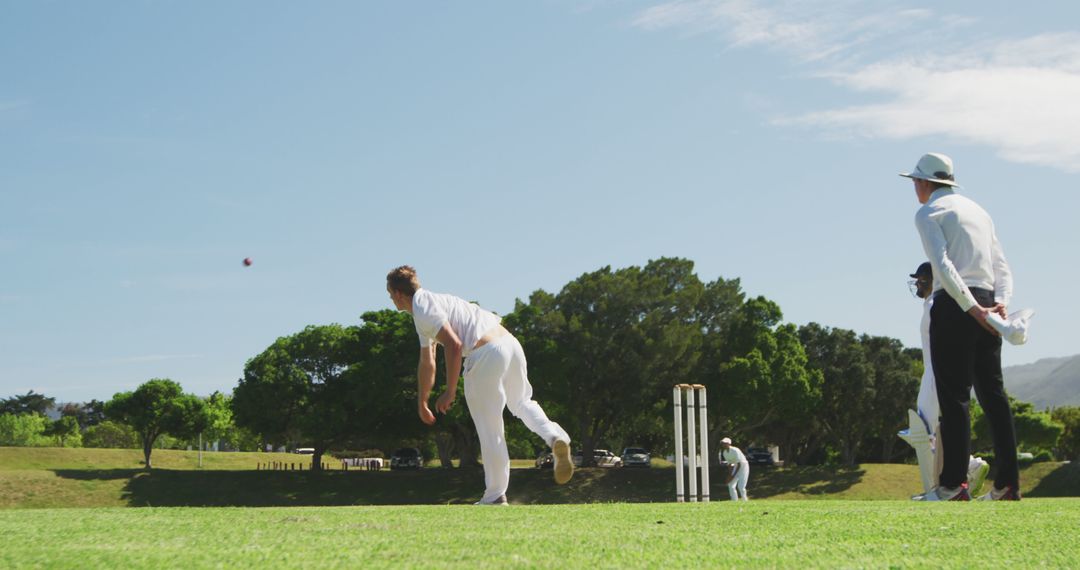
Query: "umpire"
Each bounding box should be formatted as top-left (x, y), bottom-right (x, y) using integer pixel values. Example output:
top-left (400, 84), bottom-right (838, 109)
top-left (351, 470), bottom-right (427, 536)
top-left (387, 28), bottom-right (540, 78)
top-left (902, 152), bottom-right (1021, 501)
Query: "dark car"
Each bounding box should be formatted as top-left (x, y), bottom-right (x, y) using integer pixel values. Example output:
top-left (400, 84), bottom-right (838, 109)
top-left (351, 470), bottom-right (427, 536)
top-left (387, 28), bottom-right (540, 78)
top-left (535, 451), bottom-right (554, 469)
top-left (390, 447), bottom-right (423, 470)
top-left (745, 447), bottom-right (775, 466)
top-left (620, 447), bottom-right (651, 468)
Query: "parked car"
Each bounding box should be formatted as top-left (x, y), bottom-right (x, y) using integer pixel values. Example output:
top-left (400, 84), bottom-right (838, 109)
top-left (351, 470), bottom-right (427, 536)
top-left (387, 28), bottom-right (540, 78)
top-left (620, 447), bottom-right (651, 468)
top-left (572, 449), bottom-right (623, 468)
top-left (390, 447), bottom-right (423, 470)
top-left (745, 447), bottom-right (775, 466)
top-left (294, 447), bottom-right (314, 455)
top-left (535, 451), bottom-right (554, 469)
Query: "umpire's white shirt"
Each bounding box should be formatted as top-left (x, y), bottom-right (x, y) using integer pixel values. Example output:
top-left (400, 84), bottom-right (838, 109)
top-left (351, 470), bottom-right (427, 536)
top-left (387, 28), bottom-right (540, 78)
top-left (719, 446), bottom-right (748, 465)
top-left (914, 188), bottom-right (1012, 312)
top-left (411, 289), bottom-right (501, 357)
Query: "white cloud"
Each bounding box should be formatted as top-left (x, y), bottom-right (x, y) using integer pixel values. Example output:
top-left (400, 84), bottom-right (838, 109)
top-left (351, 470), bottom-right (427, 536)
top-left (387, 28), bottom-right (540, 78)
top-left (631, 1), bottom-right (1080, 172)
top-left (780, 35), bottom-right (1080, 171)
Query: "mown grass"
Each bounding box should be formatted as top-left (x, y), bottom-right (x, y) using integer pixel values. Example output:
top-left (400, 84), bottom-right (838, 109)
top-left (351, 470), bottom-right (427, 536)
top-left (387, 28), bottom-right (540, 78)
top-left (2, 500), bottom-right (1078, 568)
top-left (2, 447), bottom-right (1076, 509)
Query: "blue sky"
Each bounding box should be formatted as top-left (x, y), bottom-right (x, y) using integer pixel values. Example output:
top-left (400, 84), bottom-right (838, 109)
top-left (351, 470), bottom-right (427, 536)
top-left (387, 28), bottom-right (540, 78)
top-left (3, 1), bottom-right (1078, 403)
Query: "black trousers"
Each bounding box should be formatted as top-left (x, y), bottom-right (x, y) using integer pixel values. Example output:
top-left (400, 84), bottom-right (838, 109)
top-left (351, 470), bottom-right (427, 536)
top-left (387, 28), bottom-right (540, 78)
top-left (930, 289), bottom-right (1018, 489)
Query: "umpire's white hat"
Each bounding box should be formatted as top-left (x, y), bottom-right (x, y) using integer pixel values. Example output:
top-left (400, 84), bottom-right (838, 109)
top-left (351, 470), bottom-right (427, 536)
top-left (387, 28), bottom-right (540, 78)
top-left (900, 152), bottom-right (961, 187)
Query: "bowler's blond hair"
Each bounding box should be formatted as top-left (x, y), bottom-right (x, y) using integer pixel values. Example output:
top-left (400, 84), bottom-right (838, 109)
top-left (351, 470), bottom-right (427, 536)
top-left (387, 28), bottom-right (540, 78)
top-left (386, 265), bottom-right (421, 296)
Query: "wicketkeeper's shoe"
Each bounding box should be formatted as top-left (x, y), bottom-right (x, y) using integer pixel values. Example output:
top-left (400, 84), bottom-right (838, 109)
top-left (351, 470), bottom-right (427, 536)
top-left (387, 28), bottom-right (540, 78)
top-left (978, 485), bottom-right (1021, 501)
top-left (913, 483), bottom-right (970, 502)
top-left (474, 495), bottom-right (509, 506)
top-left (967, 457), bottom-right (990, 497)
top-left (552, 439), bottom-right (574, 485)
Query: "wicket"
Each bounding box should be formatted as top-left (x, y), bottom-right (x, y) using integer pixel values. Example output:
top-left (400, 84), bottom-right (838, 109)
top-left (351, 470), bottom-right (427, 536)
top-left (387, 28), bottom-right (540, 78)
top-left (673, 383), bottom-right (710, 502)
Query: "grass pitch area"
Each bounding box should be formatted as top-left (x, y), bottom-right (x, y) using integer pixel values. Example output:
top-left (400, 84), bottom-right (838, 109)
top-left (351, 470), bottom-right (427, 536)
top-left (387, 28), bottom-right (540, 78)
top-left (2, 500), bottom-right (1078, 568)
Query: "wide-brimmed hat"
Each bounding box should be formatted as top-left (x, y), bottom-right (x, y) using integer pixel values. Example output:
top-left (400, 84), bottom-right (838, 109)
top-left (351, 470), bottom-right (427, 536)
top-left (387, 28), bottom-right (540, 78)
top-left (899, 153), bottom-right (960, 187)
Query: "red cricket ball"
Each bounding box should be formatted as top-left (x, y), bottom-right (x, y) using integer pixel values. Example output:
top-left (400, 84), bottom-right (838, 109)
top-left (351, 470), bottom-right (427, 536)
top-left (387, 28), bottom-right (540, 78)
top-left (243, 257), bottom-right (253, 267)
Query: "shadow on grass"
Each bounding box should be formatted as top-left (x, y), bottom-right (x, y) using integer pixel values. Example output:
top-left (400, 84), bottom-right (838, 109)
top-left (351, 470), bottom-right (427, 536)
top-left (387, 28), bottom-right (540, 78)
top-left (1025, 462), bottom-right (1080, 498)
top-left (53, 469), bottom-right (143, 481)
top-left (49, 467), bottom-right (495, 506)
top-left (748, 465), bottom-right (865, 498)
top-left (48, 465), bottom-right (865, 506)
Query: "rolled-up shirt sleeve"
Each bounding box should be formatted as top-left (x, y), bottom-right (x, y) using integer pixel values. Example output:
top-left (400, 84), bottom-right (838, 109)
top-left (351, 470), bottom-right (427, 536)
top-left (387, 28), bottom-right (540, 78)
top-left (916, 209), bottom-right (978, 312)
top-left (990, 229), bottom-right (1013, 307)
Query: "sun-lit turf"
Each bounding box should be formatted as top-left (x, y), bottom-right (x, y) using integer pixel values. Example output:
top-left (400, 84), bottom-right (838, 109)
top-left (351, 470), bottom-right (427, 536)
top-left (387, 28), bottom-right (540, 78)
top-left (1, 500), bottom-right (1078, 568)
top-left (3, 447), bottom-right (1078, 509)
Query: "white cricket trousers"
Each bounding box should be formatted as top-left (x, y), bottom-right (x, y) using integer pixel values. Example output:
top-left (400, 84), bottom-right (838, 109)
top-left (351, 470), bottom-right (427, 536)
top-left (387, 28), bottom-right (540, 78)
top-left (728, 464), bottom-right (749, 501)
top-left (464, 335), bottom-right (570, 504)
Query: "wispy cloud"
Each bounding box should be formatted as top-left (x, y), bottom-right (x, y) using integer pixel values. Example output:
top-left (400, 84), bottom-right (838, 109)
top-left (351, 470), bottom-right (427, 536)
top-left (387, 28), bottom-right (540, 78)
top-left (100, 354), bottom-right (203, 366)
top-left (631, 1), bottom-right (1080, 172)
top-left (0, 99), bottom-right (31, 116)
top-left (631, 0), bottom-right (941, 62)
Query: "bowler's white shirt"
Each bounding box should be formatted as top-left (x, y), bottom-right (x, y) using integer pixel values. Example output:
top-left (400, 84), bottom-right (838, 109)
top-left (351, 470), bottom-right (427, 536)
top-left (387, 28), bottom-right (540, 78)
top-left (718, 446), bottom-right (748, 465)
top-left (411, 289), bottom-right (501, 357)
top-left (914, 188), bottom-right (1012, 312)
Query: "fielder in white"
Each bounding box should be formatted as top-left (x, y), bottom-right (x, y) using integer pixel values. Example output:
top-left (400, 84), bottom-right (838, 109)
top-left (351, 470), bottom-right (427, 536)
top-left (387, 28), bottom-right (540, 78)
top-left (387, 266), bottom-right (574, 505)
top-left (718, 437), bottom-right (749, 501)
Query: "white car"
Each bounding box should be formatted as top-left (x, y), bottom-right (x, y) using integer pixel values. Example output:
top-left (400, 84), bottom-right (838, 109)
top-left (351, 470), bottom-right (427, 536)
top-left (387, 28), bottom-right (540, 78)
top-left (572, 449), bottom-right (623, 468)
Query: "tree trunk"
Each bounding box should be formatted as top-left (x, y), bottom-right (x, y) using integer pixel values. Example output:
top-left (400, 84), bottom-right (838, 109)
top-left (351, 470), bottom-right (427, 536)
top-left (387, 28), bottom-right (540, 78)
top-left (312, 448), bottom-right (324, 471)
top-left (142, 434), bottom-right (154, 470)
top-left (455, 424), bottom-right (480, 467)
top-left (435, 432), bottom-right (454, 468)
top-left (880, 435), bottom-right (895, 463)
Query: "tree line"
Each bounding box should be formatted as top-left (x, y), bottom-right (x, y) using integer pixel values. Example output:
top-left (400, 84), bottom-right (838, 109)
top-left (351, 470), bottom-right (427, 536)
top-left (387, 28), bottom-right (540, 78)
top-left (3, 258), bottom-right (1078, 469)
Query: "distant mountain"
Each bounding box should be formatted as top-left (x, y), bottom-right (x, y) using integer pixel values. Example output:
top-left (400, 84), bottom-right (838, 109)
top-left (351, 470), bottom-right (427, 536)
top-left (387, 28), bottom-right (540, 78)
top-left (1003, 355), bottom-right (1080, 410)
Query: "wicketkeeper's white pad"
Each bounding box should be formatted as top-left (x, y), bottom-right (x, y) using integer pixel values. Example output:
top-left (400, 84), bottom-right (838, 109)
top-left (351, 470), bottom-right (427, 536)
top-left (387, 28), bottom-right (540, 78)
top-left (897, 408), bottom-right (936, 494)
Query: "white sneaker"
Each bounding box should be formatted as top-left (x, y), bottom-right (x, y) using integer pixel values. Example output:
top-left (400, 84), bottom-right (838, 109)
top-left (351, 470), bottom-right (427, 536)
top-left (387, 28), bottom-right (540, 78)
top-left (912, 484), bottom-right (970, 502)
top-left (474, 495), bottom-right (509, 506)
top-left (967, 457), bottom-right (990, 497)
top-left (977, 485), bottom-right (1021, 501)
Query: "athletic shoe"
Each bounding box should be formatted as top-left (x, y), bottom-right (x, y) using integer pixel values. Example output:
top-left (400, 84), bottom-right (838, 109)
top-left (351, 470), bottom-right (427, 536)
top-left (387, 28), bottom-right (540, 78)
top-left (967, 457), bottom-right (990, 497)
top-left (552, 439), bottom-right (574, 485)
top-left (978, 485), bottom-right (1021, 501)
top-left (912, 483), bottom-right (970, 502)
top-left (474, 495), bottom-right (509, 506)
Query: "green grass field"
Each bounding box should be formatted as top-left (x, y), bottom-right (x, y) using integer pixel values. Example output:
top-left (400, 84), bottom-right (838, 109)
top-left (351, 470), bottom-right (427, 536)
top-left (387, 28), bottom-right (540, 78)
top-left (2, 447), bottom-right (1077, 509)
top-left (3, 501), bottom-right (1079, 568)
top-left (2, 448), bottom-right (1079, 568)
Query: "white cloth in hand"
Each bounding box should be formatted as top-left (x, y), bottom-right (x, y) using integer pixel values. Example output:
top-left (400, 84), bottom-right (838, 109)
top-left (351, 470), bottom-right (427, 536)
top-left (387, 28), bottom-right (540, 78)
top-left (986, 309), bottom-right (1035, 345)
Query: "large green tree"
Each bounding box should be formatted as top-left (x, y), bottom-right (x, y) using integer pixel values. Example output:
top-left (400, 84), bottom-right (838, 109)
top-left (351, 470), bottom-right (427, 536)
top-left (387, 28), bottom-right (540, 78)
top-left (1051, 406), bottom-right (1080, 461)
top-left (859, 335), bottom-right (921, 462)
top-left (45, 415), bottom-right (82, 447)
top-left (972, 397), bottom-right (1064, 454)
top-left (233, 313), bottom-right (453, 470)
top-left (104, 379), bottom-right (207, 469)
top-left (0, 413), bottom-right (50, 446)
top-left (706, 297), bottom-right (821, 465)
top-left (82, 420), bottom-right (139, 449)
top-left (1, 391), bottom-right (55, 416)
top-left (505, 258), bottom-right (706, 465)
top-left (59, 400), bottom-right (106, 429)
top-left (798, 323), bottom-right (875, 465)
